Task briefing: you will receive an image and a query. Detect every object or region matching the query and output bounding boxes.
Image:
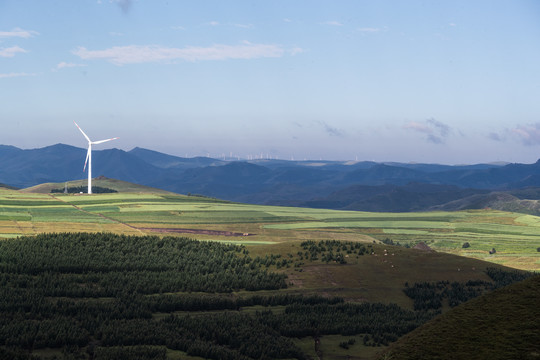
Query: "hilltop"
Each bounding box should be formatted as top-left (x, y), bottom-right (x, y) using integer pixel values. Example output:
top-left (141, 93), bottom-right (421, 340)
top-left (21, 176), bottom-right (177, 195)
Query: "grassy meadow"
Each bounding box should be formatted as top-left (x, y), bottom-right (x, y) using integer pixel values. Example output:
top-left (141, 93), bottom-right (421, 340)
top-left (1, 185), bottom-right (538, 359)
top-left (2, 187), bottom-right (539, 271)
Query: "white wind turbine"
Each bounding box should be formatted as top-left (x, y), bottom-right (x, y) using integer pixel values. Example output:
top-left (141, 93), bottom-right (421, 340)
top-left (74, 121), bottom-right (118, 194)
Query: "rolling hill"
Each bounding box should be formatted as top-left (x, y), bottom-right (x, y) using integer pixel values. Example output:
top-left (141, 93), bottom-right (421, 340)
top-left (3, 143), bottom-right (540, 213)
top-left (129, 147), bottom-right (226, 169)
top-left (430, 191), bottom-right (540, 215)
top-left (21, 176), bottom-right (176, 195)
top-left (0, 187), bottom-right (538, 358)
top-left (293, 183), bottom-right (489, 212)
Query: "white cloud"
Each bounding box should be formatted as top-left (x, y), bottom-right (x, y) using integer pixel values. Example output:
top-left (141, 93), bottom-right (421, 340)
top-left (511, 123), bottom-right (540, 146)
top-left (232, 23), bottom-right (254, 29)
top-left (403, 121), bottom-right (431, 133)
top-left (321, 21), bottom-right (343, 26)
top-left (0, 46), bottom-right (27, 58)
top-left (72, 42), bottom-right (295, 65)
top-left (404, 118), bottom-right (452, 144)
top-left (489, 123), bottom-right (540, 146)
top-left (427, 118), bottom-right (450, 137)
top-left (201, 22), bottom-right (252, 29)
top-left (318, 120), bottom-right (344, 137)
top-left (357, 27), bottom-right (385, 33)
top-left (56, 62), bottom-right (87, 69)
top-left (0, 28), bottom-right (39, 38)
top-left (289, 47), bottom-right (304, 56)
top-left (0, 72), bottom-right (35, 79)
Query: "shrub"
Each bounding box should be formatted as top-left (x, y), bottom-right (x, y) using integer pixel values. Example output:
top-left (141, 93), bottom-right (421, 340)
top-left (51, 186), bottom-right (117, 194)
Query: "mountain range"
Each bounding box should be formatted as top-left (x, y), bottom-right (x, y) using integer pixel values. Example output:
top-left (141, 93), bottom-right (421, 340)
top-left (2, 143), bottom-right (540, 213)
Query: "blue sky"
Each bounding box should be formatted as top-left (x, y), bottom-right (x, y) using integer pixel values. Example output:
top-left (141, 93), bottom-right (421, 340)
top-left (1, 0), bottom-right (539, 164)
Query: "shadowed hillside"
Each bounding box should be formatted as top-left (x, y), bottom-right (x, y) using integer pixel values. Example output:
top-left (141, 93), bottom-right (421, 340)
top-left (377, 275), bottom-right (540, 360)
top-left (296, 183), bottom-right (489, 212)
top-left (0, 183), bottom-right (18, 190)
top-left (430, 191), bottom-right (540, 215)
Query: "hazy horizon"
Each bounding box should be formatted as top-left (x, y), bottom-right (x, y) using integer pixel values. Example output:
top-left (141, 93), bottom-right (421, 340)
top-left (1, 1), bottom-right (539, 164)
top-left (2, 141), bottom-right (537, 166)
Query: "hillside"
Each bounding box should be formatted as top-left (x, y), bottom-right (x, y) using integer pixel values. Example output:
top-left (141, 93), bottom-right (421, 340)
top-left (1, 189), bottom-right (539, 271)
top-left (377, 275), bottom-right (540, 360)
top-left (430, 191), bottom-right (540, 215)
top-left (21, 176), bottom-right (177, 195)
top-left (294, 183), bottom-right (490, 212)
top-left (3, 144), bottom-right (540, 212)
top-left (0, 182), bottom-right (18, 190)
top-left (0, 224), bottom-right (534, 359)
top-left (129, 147), bottom-right (226, 169)
top-left (0, 189), bottom-right (538, 358)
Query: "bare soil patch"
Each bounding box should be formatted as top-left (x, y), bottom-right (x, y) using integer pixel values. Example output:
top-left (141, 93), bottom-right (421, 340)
top-left (137, 227), bottom-right (255, 237)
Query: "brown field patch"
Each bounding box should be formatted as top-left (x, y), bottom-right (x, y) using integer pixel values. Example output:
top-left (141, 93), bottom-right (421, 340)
top-left (137, 227), bottom-right (255, 237)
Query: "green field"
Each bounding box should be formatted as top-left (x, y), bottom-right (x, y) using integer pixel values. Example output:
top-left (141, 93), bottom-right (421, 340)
top-left (1, 188), bottom-right (539, 270)
top-left (0, 186), bottom-right (538, 359)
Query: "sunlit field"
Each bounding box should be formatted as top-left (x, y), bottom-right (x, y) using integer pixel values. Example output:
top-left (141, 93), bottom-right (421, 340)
top-left (0, 187), bottom-right (537, 359)
top-left (1, 188), bottom-right (539, 270)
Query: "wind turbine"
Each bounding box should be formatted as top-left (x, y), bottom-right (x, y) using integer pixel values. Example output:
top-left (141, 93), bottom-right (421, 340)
top-left (74, 121), bottom-right (118, 194)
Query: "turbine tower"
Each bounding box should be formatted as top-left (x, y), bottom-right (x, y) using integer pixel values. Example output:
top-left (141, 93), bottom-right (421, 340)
top-left (74, 121), bottom-right (118, 194)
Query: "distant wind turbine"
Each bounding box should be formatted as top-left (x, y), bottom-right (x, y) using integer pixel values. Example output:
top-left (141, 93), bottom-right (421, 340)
top-left (74, 121), bottom-right (118, 194)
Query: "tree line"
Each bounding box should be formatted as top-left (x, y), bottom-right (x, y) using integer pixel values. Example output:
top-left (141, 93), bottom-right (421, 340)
top-left (403, 267), bottom-right (534, 310)
top-left (0, 232), bottom-right (502, 359)
top-left (0, 233), bottom-right (287, 295)
top-left (51, 186), bottom-right (117, 194)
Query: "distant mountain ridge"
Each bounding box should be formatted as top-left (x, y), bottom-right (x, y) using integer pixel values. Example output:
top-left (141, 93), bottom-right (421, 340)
top-left (2, 143), bottom-right (540, 213)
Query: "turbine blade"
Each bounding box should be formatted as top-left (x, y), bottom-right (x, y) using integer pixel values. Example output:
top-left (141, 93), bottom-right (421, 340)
top-left (83, 147), bottom-right (90, 172)
top-left (92, 137), bottom-right (119, 145)
top-left (74, 121), bottom-right (91, 142)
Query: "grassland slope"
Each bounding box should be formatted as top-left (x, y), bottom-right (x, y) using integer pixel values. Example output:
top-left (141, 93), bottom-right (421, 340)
top-left (377, 275), bottom-right (540, 360)
top-left (430, 191), bottom-right (540, 216)
top-left (0, 183), bottom-right (18, 190)
top-left (21, 177), bottom-right (177, 195)
top-left (1, 188), bottom-right (539, 270)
